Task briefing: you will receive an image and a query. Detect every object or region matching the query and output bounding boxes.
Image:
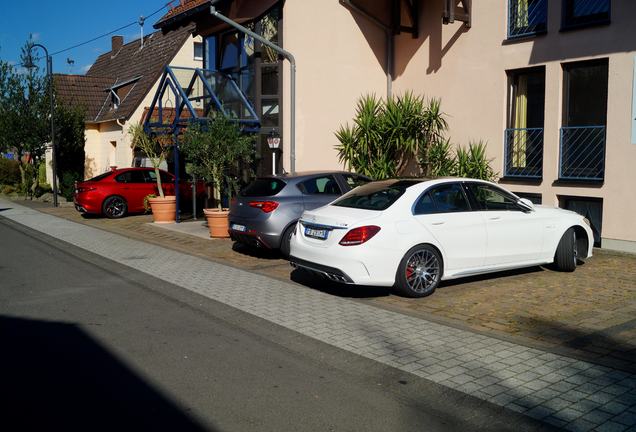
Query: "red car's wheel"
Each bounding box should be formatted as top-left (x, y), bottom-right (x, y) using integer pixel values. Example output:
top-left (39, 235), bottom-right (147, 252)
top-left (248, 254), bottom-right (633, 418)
top-left (102, 196), bottom-right (128, 219)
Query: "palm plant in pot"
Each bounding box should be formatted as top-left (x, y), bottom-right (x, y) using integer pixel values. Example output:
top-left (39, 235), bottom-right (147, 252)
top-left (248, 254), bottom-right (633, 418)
top-left (129, 124), bottom-right (175, 223)
top-left (181, 116), bottom-right (254, 238)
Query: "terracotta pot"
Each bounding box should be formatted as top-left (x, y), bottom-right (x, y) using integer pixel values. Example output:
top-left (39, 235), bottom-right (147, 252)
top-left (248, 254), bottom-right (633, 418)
top-left (148, 196), bottom-right (176, 223)
top-left (203, 208), bottom-right (230, 238)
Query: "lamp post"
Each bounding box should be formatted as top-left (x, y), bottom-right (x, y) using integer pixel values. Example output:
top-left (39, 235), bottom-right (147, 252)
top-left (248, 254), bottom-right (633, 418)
top-left (266, 130), bottom-right (281, 175)
top-left (24, 43), bottom-right (58, 207)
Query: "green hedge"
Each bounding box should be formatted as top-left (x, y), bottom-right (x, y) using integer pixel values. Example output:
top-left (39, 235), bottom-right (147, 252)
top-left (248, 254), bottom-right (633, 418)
top-left (0, 158), bottom-right (20, 186)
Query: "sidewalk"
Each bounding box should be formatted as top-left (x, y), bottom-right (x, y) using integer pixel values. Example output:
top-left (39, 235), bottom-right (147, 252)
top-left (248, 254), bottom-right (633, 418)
top-left (23, 198), bottom-right (636, 373)
top-left (2, 197), bottom-right (635, 431)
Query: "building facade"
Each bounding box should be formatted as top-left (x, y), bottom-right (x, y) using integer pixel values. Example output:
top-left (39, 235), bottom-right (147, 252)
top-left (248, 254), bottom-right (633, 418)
top-left (54, 27), bottom-right (203, 179)
top-left (156, 0), bottom-right (636, 252)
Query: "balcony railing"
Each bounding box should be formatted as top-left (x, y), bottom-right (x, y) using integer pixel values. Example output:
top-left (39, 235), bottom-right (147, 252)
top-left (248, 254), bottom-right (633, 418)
top-left (504, 128), bottom-right (544, 178)
top-left (508, 0), bottom-right (548, 38)
top-left (559, 126), bottom-right (606, 181)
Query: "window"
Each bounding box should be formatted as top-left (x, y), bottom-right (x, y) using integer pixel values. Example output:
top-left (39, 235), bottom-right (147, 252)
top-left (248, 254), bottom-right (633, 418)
top-left (146, 170), bottom-right (172, 184)
top-left (342, 174), bottom-right (370, 189)
top-left (505, 68), bottom-right (545, 178)
top-left (298, 176), bottom-right (341, 195)
top-left (239, 178), bottom-right (286, 197)
top-left (193, 41), bottom-right (204, 61)
top-left (560, 59), bottom-right (608, 180)
top-left (559, 196), bottom-right (602, 246)
top-left (334, 180), bottom-right (421, 211)
top-left (562, 0), bottom-right (610, 30)
top-left (508, 0), bottom-right (548, 38)
top-left (413, 192), bottom-right (436, 215)
top-left (115, 170), bottom-right (146, 183)
top-left (467, 183), bottom-right (520, 211)
top-left (424, 183), bottom-right (470, 213)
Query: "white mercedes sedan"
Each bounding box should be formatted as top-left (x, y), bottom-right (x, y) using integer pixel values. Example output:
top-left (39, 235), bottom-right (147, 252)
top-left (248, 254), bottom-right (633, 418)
top-left (289, 178), bottom-right (594, 298)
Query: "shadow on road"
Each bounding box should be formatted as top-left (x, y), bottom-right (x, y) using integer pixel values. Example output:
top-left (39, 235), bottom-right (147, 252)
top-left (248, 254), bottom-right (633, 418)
top-left (512, 316), bottom-right (636, 374)
top-left (0, 315), bottom-right (212, 431)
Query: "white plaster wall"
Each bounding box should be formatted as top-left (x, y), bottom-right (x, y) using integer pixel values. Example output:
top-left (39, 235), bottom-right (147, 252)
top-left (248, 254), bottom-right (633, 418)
top-left (281, 0), bottom-right (388, 172)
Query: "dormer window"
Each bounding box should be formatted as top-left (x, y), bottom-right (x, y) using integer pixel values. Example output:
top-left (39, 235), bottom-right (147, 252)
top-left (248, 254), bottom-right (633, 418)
top-left (107, 76), bottom-right (141, 111)
top-left (110, 89), bottom-right (121, 110)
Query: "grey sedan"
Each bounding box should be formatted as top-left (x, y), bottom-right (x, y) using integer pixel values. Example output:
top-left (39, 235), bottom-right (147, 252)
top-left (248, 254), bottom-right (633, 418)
top-left (228, 171), bottom-right (371, 257)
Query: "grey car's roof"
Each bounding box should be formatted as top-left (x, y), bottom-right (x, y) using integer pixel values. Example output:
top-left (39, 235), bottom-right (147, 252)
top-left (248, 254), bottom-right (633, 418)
top-left (258, 171), bottom-right (367, 181)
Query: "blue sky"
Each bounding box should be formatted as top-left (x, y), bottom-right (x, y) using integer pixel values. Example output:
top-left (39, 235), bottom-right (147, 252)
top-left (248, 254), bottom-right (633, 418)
top-left (0, 0), bottom-right (171, 74)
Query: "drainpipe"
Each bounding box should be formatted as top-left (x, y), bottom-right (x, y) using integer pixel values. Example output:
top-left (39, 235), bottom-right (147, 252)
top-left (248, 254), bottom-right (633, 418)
top-left (210, 6), bottom-right (297, 174)
top-left (339, 0), bottom-right (393, 98)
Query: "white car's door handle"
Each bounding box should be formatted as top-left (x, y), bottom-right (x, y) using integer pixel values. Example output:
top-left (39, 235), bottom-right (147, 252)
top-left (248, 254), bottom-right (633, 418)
top-left (488, 216), bottom-right (501, 221)
top-left (431, 221), bottom-right (445, 225)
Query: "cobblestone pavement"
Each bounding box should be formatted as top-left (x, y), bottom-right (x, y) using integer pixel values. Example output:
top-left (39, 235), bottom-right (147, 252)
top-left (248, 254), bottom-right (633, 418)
top-left (26, 200), bottom-right (636, 373)
top-left (2, 199), bottom-right (636, 431)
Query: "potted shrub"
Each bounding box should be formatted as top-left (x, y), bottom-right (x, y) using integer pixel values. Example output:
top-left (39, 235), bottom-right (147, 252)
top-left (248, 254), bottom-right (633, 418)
top-left (181, 116), bottom-right (254, 238)
top-left (129, 124), bottom-right (175, 223)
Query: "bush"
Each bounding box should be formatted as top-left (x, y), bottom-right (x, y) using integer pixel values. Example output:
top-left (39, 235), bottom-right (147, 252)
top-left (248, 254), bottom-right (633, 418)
top-left (0, 158), bottom-right (20, 185)
top-left (335, 93), bottom-right (446, 179)
top-left (59, 171), bottom-right (80, 201)
top-left (1, 184), bottom-right (16, 194)
top-left (425, 140), bottom-right (497, 181)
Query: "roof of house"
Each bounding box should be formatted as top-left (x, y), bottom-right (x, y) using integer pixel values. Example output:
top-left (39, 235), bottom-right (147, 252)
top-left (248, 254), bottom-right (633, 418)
top-left (54, 24), bottom-right (194, 124)
top-left (155, 0), bottom-right (212, 29)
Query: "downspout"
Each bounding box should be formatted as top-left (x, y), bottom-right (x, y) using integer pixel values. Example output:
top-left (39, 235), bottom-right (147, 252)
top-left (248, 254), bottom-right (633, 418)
top-left (210, 6), bottom-right (297, 174)
top-left (339, 0), bottom-right (393, 98)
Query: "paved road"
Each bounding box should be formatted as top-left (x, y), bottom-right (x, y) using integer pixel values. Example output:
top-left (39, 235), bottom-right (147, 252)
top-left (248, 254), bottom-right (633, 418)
top-left (2, 199), bottom-right (635, 431)
top-left (0, 215), bottom-right (546, 431)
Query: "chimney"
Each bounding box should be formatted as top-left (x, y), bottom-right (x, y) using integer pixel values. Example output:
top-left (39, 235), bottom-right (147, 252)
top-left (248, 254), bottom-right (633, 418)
top-left (111, 36), bottom-right (123, 54)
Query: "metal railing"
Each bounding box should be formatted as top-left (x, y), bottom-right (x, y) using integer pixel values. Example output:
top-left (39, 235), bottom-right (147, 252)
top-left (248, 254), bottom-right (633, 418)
top-left (559, 126), bottom-right (606, 181)
top-left (508, 0), bottom-right (548, 38)
top-left (504, 128), bottom-right (544, 178)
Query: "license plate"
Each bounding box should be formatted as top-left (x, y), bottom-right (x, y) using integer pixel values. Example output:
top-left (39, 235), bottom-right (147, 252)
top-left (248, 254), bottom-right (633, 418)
top-left (305, 227), bottom-right (329, 240)
top-left (231, 223), bottom-right (246, 232)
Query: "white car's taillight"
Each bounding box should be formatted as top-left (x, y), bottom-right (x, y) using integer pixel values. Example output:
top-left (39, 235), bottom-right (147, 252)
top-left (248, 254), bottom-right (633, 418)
top-left (339, 225), bottom-right (381, 246)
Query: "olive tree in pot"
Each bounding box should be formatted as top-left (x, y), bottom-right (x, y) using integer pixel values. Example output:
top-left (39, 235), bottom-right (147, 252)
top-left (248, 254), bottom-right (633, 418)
top-left (181, 116), bottom-right (254, 238)
top-left (129, 124), bottom-right (175, 223)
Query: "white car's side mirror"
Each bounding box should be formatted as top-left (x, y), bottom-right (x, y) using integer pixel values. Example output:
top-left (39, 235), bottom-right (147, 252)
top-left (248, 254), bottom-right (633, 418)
top-left (517, 198), bottom-right (535, 212)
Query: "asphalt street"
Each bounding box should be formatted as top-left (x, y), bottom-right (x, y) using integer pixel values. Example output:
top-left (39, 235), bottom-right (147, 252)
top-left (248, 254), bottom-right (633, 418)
top-left (0, 216), bottom-right (552, 431)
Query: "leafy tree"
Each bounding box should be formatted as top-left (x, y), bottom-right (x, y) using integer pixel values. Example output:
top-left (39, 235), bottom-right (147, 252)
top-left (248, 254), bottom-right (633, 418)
top-left (129, 124), bottom-right (171, 198)
top-left (0, 41), bottom-right (50, 195)
top-left (335, 93), bottom-right (447, 179)
top-left (181, 116), bottom-right (255, 209)
top-left (54, 105), bottom-right (85, 200)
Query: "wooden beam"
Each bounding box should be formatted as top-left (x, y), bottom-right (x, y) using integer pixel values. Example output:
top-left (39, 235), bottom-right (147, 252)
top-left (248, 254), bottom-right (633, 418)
top-left (443, 0), bottom-right (471, 28)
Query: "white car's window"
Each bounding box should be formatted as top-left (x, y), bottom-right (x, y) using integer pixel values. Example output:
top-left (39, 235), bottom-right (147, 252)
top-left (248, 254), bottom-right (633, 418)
top-left (417, 183), bottom-right (470, 214)
top-left (468, 184), bottom-right (519, 211)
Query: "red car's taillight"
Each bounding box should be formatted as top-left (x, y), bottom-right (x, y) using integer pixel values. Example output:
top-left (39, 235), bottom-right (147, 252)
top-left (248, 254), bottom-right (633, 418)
top-left (248, 201), bottom-right (279, 213)
top-left (77, 187), bottom-right (96, 193)
top-left (339, 225), bottom-right (381, 246)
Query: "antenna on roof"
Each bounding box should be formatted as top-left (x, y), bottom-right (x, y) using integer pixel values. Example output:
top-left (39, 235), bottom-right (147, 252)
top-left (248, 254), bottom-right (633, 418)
top-left (139, 16), bottom-right (146, 49)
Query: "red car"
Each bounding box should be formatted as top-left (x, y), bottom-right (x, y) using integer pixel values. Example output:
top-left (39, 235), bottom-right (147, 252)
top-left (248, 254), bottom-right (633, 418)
top-left (74, 167), bottom-right (205, 218)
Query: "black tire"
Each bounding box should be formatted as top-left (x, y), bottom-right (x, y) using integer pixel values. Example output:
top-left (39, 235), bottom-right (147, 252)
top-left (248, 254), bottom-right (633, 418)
top-left (102, 196), bottom-right (128, 219)
top-left (394, 244), bottom-right (443, 298)
top-left (279, 223), bottom-right (296, 259)
top-left (554, 227), bottom-right (577, 272)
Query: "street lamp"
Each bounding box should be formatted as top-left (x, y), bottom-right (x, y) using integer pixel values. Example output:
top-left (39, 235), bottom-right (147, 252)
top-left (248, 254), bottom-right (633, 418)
top-left (266, 130), bottom-right (281, 175)
top-left (24, 43), bottom-right (58, 207)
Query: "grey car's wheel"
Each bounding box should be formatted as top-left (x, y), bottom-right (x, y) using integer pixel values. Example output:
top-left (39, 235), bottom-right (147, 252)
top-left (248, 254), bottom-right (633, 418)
top-left (280, 223), bottom-right (296, 259)
top-left (554, 227), bottom-right (577, 272)
top-left (395, 245), bottom-right (442, 298)
top-left (102, 196), bottom-right (127, 219)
